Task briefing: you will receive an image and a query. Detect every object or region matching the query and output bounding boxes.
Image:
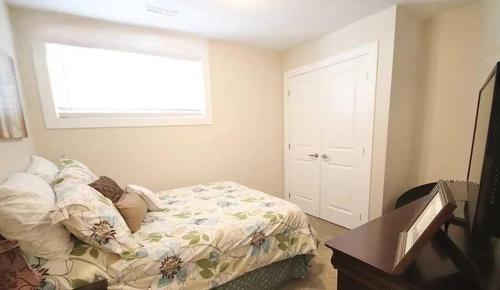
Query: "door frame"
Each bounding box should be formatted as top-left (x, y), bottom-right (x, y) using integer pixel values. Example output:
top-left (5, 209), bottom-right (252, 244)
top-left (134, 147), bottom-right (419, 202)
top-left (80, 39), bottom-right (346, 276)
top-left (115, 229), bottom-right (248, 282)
top-left (283, 42), bottom-right (378, 224)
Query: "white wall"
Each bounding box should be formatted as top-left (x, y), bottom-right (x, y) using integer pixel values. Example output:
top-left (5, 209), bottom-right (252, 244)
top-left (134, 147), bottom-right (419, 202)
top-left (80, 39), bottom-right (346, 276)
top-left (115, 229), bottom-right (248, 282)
top-left (11, 8), bottom-right (284, 196)
top-left (283, 6), bottom-right (397, 219)
top-left (383, 6), bottom-right (424, 211)
top-left (414, 0), bottom-right (500, 184)
top-left (0, 0), bottom-right (34, 181)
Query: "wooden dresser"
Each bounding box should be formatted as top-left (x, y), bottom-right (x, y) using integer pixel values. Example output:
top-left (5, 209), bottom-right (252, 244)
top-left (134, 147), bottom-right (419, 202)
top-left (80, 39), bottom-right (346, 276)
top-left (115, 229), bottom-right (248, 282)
top-left (326, 196), bottom-right (500, 290)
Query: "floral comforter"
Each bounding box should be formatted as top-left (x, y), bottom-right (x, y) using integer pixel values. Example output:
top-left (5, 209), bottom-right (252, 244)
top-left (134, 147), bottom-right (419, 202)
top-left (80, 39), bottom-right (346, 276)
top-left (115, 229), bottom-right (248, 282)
top-left (30, 182), bottom-right (318, 289)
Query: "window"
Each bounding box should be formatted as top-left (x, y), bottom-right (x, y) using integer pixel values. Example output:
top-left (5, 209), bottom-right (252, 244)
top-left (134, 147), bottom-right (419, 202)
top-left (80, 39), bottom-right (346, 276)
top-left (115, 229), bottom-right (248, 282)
top-left (33, 42), bottom-right (211, 128)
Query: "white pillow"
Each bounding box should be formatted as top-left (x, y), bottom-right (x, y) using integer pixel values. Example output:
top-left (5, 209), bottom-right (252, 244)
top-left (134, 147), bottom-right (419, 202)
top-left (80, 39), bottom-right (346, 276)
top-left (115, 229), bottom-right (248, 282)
top-left (0, 173), bottom-right (74, 259)
top-left (26, 155), bottom-right (59, 184)
top-left (125, 185), bottom-right (164, 211)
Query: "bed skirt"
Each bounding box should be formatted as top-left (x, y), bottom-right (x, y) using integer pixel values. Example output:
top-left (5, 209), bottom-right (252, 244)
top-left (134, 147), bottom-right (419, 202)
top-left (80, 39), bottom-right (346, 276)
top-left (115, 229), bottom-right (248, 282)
top-left (214, 254), bottom-right (312, 290)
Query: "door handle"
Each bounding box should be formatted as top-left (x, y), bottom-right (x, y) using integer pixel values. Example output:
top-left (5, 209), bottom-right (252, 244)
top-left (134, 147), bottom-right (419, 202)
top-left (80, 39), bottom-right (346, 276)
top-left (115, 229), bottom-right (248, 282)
top-left (308, 153), bottom-right (319, 159)
top-left (321, 154), bottom-right (329, 160)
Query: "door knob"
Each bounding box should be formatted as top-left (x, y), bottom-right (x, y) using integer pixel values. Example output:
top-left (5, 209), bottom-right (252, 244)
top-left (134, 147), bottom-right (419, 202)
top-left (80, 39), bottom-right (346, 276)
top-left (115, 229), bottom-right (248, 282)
top-left (308, 153), bottom-right (319, 159)
top-left (321, 154), bottom-right (329, 160)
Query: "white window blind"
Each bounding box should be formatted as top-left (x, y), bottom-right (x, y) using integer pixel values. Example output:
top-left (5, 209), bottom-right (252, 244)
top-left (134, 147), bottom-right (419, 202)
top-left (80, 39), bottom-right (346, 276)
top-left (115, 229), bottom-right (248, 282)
top-left (44, 43), bottom-right (207, 118)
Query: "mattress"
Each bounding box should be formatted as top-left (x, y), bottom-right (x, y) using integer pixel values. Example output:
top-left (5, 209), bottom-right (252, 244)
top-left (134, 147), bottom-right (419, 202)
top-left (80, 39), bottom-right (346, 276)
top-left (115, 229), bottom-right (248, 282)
top-left (30, 181), bottom-right (319, 289)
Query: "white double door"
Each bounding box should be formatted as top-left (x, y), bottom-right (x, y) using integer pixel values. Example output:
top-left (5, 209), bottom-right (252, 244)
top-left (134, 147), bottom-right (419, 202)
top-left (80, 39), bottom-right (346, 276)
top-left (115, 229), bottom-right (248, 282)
top-left (285, 44), bottom-right (377, 229)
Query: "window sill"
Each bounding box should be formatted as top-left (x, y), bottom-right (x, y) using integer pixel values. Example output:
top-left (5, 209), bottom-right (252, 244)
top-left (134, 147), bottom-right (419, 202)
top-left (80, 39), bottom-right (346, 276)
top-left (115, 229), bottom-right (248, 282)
top-left (43, 115), bottom-right (213, 129)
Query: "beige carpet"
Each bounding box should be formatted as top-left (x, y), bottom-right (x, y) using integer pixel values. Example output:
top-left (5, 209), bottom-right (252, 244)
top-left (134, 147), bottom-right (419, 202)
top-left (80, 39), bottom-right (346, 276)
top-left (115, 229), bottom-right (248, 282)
top-left (279, 215), bottom-right (347, 290)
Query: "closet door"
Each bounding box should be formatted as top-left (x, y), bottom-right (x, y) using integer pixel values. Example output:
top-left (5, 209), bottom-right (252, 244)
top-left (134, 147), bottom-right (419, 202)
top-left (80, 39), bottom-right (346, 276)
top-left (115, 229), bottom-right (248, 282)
top-left (319, 54), bottom-right (375, 229)
top-left (285, 70), bottom-right (322, 216)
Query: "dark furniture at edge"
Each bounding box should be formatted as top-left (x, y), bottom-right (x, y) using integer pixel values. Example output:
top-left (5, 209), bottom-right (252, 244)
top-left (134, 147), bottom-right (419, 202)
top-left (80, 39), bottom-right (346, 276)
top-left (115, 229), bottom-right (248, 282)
top-left (326, 183), bottom-right (500, 290)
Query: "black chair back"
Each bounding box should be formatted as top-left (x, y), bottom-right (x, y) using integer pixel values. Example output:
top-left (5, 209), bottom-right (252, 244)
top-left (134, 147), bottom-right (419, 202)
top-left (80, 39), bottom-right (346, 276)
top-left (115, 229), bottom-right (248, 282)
top-left (395, 182), bottom-right (437, 209)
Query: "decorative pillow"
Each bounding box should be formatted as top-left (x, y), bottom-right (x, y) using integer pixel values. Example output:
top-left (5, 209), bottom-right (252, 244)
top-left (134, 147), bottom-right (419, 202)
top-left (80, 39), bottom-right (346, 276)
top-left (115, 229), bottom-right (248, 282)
top-left (26, 155), bottom-right (59, 184)
top-left (89, 176), bottom-right (124, 203)
top-left (115, 192), bottom-right (147, 233)
top-left (54, 158), bottom-right (97, 187)
top-left (0, 173), bottom-right (73, 259)
top-left (51, 183), bottom-right (143, 258)
top-left (125, 185), bottom-right (164, 211)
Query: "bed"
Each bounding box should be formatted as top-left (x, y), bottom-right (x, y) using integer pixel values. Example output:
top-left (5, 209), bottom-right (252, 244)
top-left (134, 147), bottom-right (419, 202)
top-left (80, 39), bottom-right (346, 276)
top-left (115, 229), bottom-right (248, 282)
top-left (28, 181), bottom-right (319, 289)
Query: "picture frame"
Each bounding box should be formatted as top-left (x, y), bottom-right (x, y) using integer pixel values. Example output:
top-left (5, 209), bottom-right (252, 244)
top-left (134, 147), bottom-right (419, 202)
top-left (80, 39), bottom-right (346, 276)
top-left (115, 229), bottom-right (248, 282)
top-left (392, 180), bottom-right (457, 274)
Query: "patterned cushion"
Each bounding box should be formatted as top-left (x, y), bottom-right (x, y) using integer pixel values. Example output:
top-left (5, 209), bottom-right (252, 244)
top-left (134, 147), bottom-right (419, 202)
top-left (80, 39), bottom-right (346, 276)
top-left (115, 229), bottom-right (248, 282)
top-left (53, 158), bottom-right (97, 188)
top-left (50, 183), bottom-right (144, 258)
top-left (89, 176), bottom-right (124, 203)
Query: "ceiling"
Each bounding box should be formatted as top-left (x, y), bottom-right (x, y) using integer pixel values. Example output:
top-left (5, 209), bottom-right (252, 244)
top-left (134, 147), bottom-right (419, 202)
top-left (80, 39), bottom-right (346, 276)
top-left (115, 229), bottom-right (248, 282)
top-left (6, 0), bottom-right (476, 50)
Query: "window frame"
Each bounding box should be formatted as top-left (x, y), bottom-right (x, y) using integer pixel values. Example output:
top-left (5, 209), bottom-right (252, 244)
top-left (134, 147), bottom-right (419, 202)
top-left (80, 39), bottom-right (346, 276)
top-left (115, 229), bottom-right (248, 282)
top-left (32, 42), bottom-right (212, 129)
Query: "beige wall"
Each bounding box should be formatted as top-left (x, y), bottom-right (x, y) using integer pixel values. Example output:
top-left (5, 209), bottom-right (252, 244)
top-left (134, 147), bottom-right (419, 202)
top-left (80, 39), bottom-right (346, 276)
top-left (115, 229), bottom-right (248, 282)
top-left (6, 1), bottom-right (495, 216)
top-left (0, 0), bottom-right (35, 181)
top-left (481, 0), bottom-right (500, 69)
top-left (414, 0), bottom-right (500, 184)
top-left (383, 7), bottom-right (424, 211)
top-left (11, 8), bottom-right (284, 196)
top-left (283, 6), bottom-right (397, 219)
